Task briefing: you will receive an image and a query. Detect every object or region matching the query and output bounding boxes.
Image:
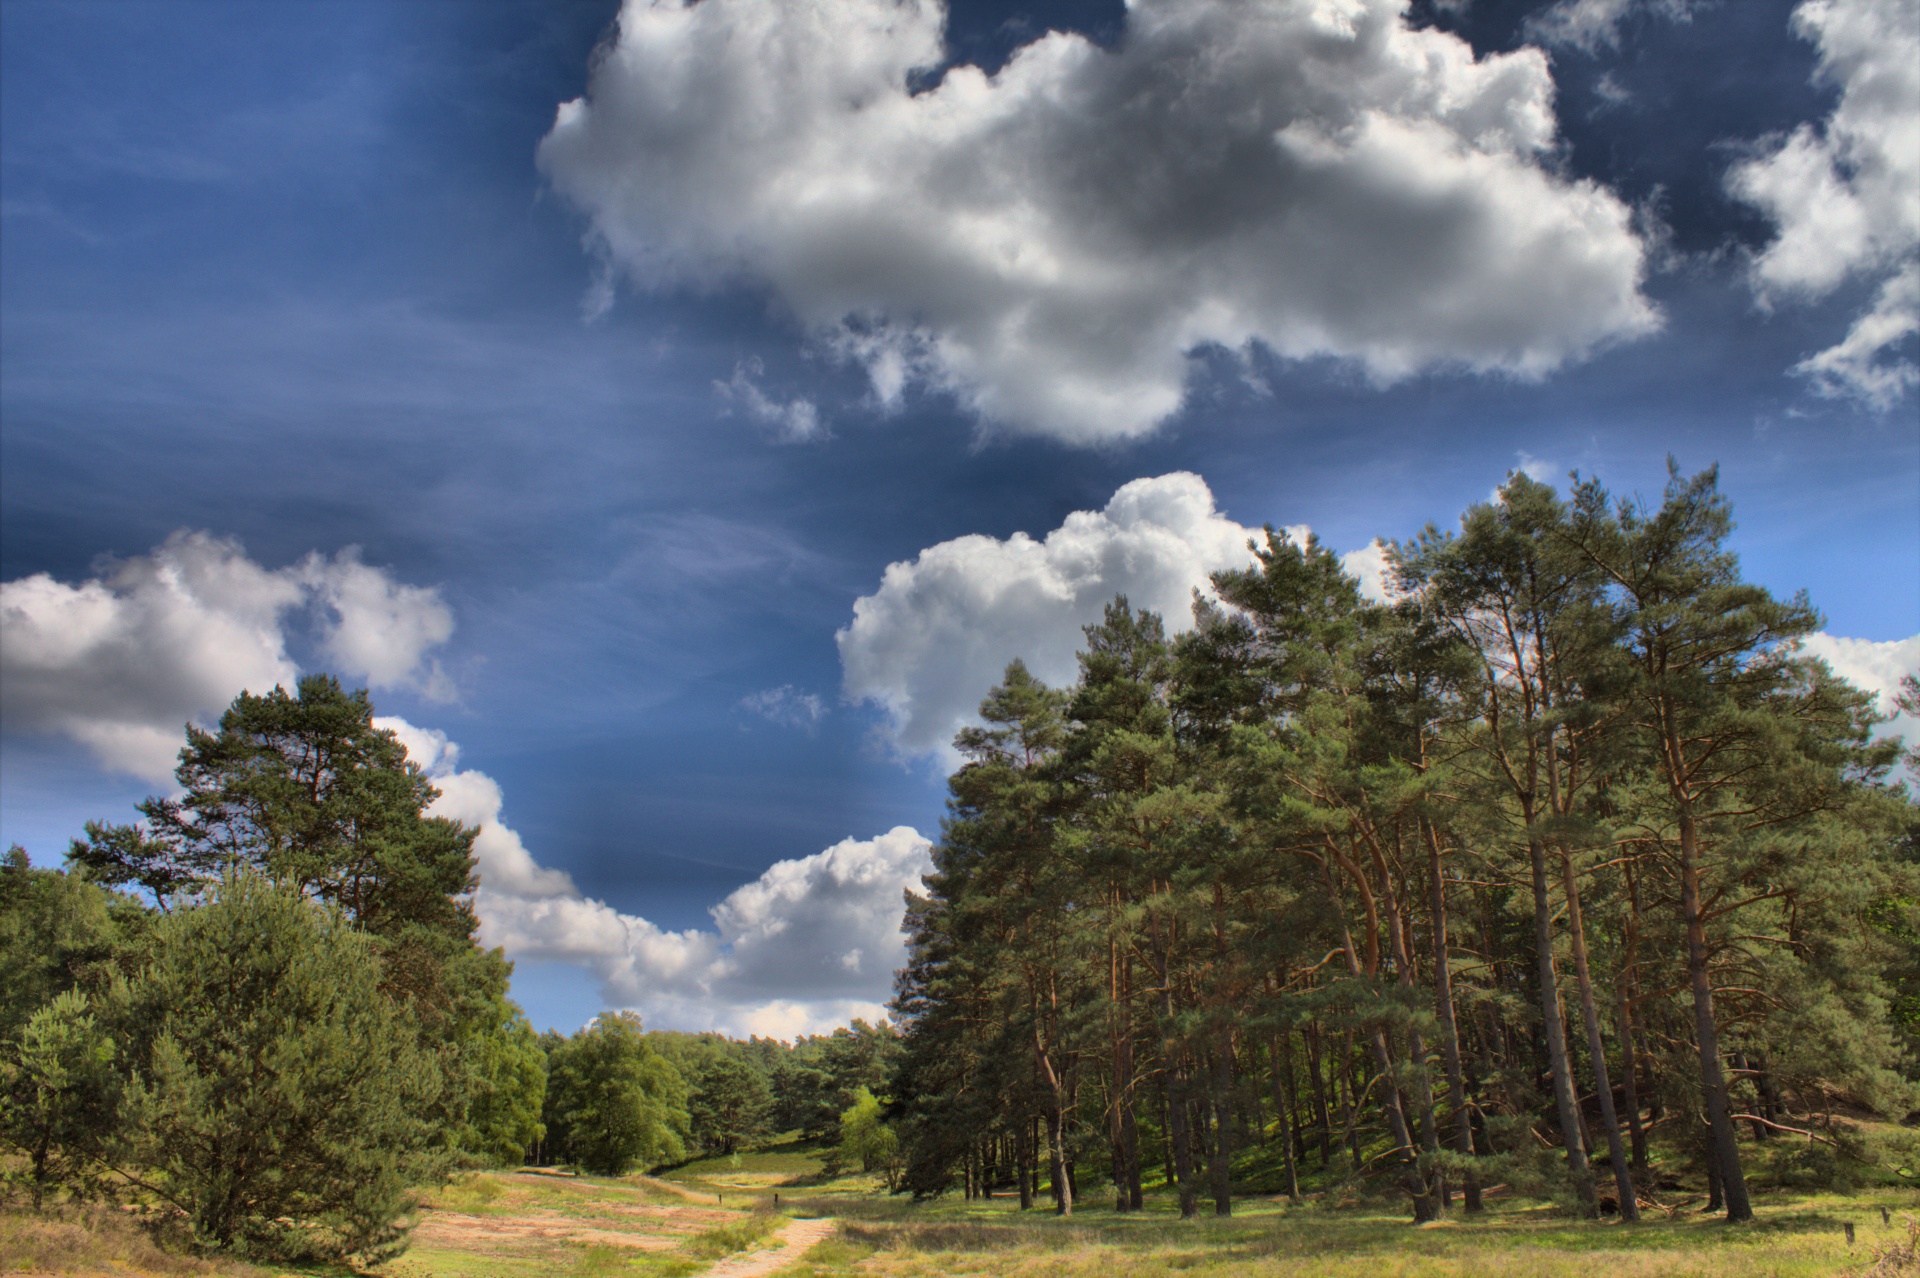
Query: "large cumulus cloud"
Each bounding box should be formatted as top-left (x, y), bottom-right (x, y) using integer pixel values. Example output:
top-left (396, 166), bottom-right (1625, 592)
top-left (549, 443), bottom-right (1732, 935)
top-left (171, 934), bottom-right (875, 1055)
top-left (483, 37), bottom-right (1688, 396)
top-left (472, 821), bottom-right (934, 1038)
top-left (539, 0), bottom-right (1657, 443)
top-left (0, 532), bottom-right (455, 781)
top-left (383, 720), bottom-right (933, 1037)
top-left (839, 472), bottom-right (1324, 757)
top-left (383, 719), bottom-right (935, 1037)
top-left (1728, 0), bottom-right (1920, 407)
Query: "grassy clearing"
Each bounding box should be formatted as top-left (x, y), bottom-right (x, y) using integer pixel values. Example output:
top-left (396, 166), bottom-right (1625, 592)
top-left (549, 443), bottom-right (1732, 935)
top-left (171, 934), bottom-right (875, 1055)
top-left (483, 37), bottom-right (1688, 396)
top-left (386, 1171), bottom-right (788, 1278)
top-left (699, 1133), bottom-right (1920, 1278)
top-left (777, 1193), bottom-right (1915, 1277)
top-left (15, 1135), bottom-right (1920, 1277)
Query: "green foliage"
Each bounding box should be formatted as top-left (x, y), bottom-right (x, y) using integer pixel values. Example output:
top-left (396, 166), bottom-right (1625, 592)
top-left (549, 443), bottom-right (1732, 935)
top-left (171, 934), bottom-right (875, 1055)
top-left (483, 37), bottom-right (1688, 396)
top-left (0, 989), bottom-right (125, 1207)
top-left (458, 999), bottom-right (548, 1167)
top-left (687, 1055), bottom-right (772, 1156)
top-left (116, 873), bottom-right (443, 1262)
top-left (838, 1087), bottom-right (899, 1178)
top-left (544, 1013), bottom-right (689, 1175)
top-left (59, 676), bottom-right (543, 1169)
top-left (769, 1020), bottom-right (902, 1141)
top-left (887, 464), bottom-right (1920, 1228)
top-left (69, 675), bottom-right (478, 934)
top-left (0, 852), bottom-right (135, 1048)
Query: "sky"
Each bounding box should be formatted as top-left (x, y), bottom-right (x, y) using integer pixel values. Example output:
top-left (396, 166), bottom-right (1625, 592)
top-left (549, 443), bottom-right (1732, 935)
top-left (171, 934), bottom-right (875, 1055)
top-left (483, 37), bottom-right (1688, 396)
top-left (2, 0), bottom-right (1916, 1040)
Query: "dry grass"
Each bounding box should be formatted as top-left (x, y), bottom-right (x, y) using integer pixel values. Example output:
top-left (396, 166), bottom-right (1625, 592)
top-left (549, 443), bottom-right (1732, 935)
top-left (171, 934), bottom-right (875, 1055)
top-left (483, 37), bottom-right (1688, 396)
top-left (771, 1190), bottom-right (1905, 1278)
top-left (0, 1204), bottom-right (268, 1277)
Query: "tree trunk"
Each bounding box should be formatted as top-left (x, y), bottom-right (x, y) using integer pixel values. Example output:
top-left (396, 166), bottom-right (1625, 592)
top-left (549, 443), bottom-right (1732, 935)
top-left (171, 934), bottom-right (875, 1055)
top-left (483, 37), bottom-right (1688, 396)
top-left (1109, 933), bottom-right (1140, 1211)
top-left (1559, 845), bottom-right (1639, 1220)
top-left (1328, 855), bottom-right (1436, 1212)
top-left (1677, 805), bottom-right (1752, 1221)
top-left (1528, 833), bottom-right (1597, 1212)
top-left (1272, 1030), bottom-right (1303, 1201)
top-left (1154, 948), bottom-right (1198, 1219)
top-left (1616, 987), bottom-right (1648, 1172)
top-left (1426, 819), bottom-right (1482, 1213)
top-left (1210, 1030), bottom-right (1234, 1215)
top-left (1017, 1117), bottom-right (1034, 1210)
top-left (1307, 1022), bottom-right (1334, 1168)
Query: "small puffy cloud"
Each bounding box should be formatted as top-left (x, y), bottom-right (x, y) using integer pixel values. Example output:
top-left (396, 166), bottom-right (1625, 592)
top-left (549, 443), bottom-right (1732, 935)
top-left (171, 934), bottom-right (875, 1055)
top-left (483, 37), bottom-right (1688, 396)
top-left (1341, 540), bottom-right (1395, 604)
top-left (301, 552), bottom-right (455, 701)
top-left (1526, 0), bottom-right (1692, 53)
top-left (1728, 0), bottom-right (1920, 405)
top-left (1, 533), bottom-right (456, 782)
top-left (740, 685), bottom-right (826, 731)
top-left (378, 717), bottom-right (577, 900)
top-left (478, 825), bottom-right (934, 1038)
top-left (1800, 631), bottom-right (1920, 754)
top-left (539, 0), bottom-right (1656, 443)
top-left (715, 358), bottom-right (825, 443)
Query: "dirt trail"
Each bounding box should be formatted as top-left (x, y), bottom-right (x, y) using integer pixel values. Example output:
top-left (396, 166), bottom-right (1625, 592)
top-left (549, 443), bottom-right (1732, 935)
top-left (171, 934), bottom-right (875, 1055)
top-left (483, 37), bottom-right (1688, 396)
top-left (697, 1216), bottom-right (837, 1278)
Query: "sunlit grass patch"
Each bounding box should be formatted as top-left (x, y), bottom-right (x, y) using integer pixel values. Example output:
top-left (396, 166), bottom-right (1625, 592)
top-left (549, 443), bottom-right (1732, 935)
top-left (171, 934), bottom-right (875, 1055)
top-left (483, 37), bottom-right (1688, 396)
top-left (680, 1211), bottom-right (783, 1260)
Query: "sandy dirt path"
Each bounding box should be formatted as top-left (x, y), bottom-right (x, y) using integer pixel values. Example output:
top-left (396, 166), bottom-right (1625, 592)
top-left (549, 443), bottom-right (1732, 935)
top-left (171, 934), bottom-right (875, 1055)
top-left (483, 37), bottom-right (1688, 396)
top-left (697, 1216), bottom-right (837, 1278)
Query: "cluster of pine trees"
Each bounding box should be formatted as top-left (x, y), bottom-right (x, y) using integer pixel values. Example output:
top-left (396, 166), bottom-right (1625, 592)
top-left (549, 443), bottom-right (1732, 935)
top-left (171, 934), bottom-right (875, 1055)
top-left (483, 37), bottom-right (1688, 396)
top-left (889, 467), bottom-right (1920, 1223)
top-left (0, 671), bottom-right (907, 1259)
top-left (1, 677), bottom-right (541, 1259)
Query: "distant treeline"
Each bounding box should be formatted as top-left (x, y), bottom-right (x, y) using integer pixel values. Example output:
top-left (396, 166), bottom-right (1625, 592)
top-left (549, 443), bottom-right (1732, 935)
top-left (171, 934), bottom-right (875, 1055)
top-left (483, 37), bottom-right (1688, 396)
top-left (0, 675), bottom-right (901, 1263)
top-left (887, 466), bottom-right (1920, 1223)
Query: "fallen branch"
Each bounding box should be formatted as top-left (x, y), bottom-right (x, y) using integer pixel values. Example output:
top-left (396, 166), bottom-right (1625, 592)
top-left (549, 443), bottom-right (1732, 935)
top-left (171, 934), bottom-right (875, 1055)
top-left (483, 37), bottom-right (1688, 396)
top-left (1731, 1114), bottom-right (1839, 1147)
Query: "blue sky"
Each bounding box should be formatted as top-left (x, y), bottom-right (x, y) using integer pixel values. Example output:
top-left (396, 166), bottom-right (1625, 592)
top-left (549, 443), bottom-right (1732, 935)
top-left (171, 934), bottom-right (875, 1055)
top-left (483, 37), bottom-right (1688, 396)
top-left (3, 0), bottom-right (1915, 1038)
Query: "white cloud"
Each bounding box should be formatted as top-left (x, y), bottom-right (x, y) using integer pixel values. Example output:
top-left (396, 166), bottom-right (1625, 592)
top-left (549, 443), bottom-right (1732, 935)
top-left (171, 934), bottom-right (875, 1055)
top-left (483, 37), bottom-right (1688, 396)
top-left (715, 358), bottom-right (825, 443)
top-left (477, 825), bottom-right (933, 1039)
top-left (1728, 0), bottom-right (1920, 405)
top-left (1341, 540), bottom-right (1395, 603)
top-left (740, 685), bottom-right (827, 731)
top-left (1526, 0), bottom-right (1692, 53)
top-left (378, 717), bottom-right (577, 900)
top-left (1792, 262), bottom-right (1920, 408)
top-left (1799, 631), bottom-right (1920, 756)
top-left (539, 0), bottom-right (1657, 443)
top-left (0, 532), bottom-right (455, 782)
top-left (381, 715), bottom-right (931, 1037)
top-left (301, 552), bottom-right (456, 701)
top-left (837, 472), bottom-right (1382, 758)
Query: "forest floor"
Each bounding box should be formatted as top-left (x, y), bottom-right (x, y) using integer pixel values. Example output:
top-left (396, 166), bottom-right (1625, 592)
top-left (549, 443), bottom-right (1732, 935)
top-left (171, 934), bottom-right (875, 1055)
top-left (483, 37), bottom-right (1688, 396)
top-left (11, 1137), bottom-right (1920, 1276)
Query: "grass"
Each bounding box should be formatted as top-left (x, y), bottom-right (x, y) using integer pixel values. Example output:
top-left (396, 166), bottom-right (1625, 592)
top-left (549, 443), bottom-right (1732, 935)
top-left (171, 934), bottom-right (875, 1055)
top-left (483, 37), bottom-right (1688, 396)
top-left (16, 1129), bottom-right (1920, 1277)
top-left (778, 1193), bottom-right (1912, 1277)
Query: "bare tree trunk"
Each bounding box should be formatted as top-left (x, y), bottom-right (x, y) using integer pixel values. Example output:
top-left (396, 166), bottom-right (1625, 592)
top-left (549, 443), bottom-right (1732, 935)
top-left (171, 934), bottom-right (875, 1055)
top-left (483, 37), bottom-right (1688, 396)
top-left (1210, 1030), bottom-right (1234, 1215)
top-left (1616, 987), bottom-right (1649, 1172)
top-left (1151, 916), bottom-right (1198, 1219)
top-left (1272, 1030), bottom-right (1303, 1201)
top-left (1559, 846), bottom-right (1639, 1220)
top-left (1109, 931), bottom-right (1139, 1211)
top-left (1324, 859), bottom-right (1435, 1220)
top-left (1426, 819), bottom-right (1483, 1213)
top-left (1017, 1116), bottom-right (1035, 1210)
top-left (1677, 804), bottom-right (1752, 1221)
top-left (1528, 833), bottom-right (1598, 1212)
top-left (1307, 1023), bottom-right (1333, 1168)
